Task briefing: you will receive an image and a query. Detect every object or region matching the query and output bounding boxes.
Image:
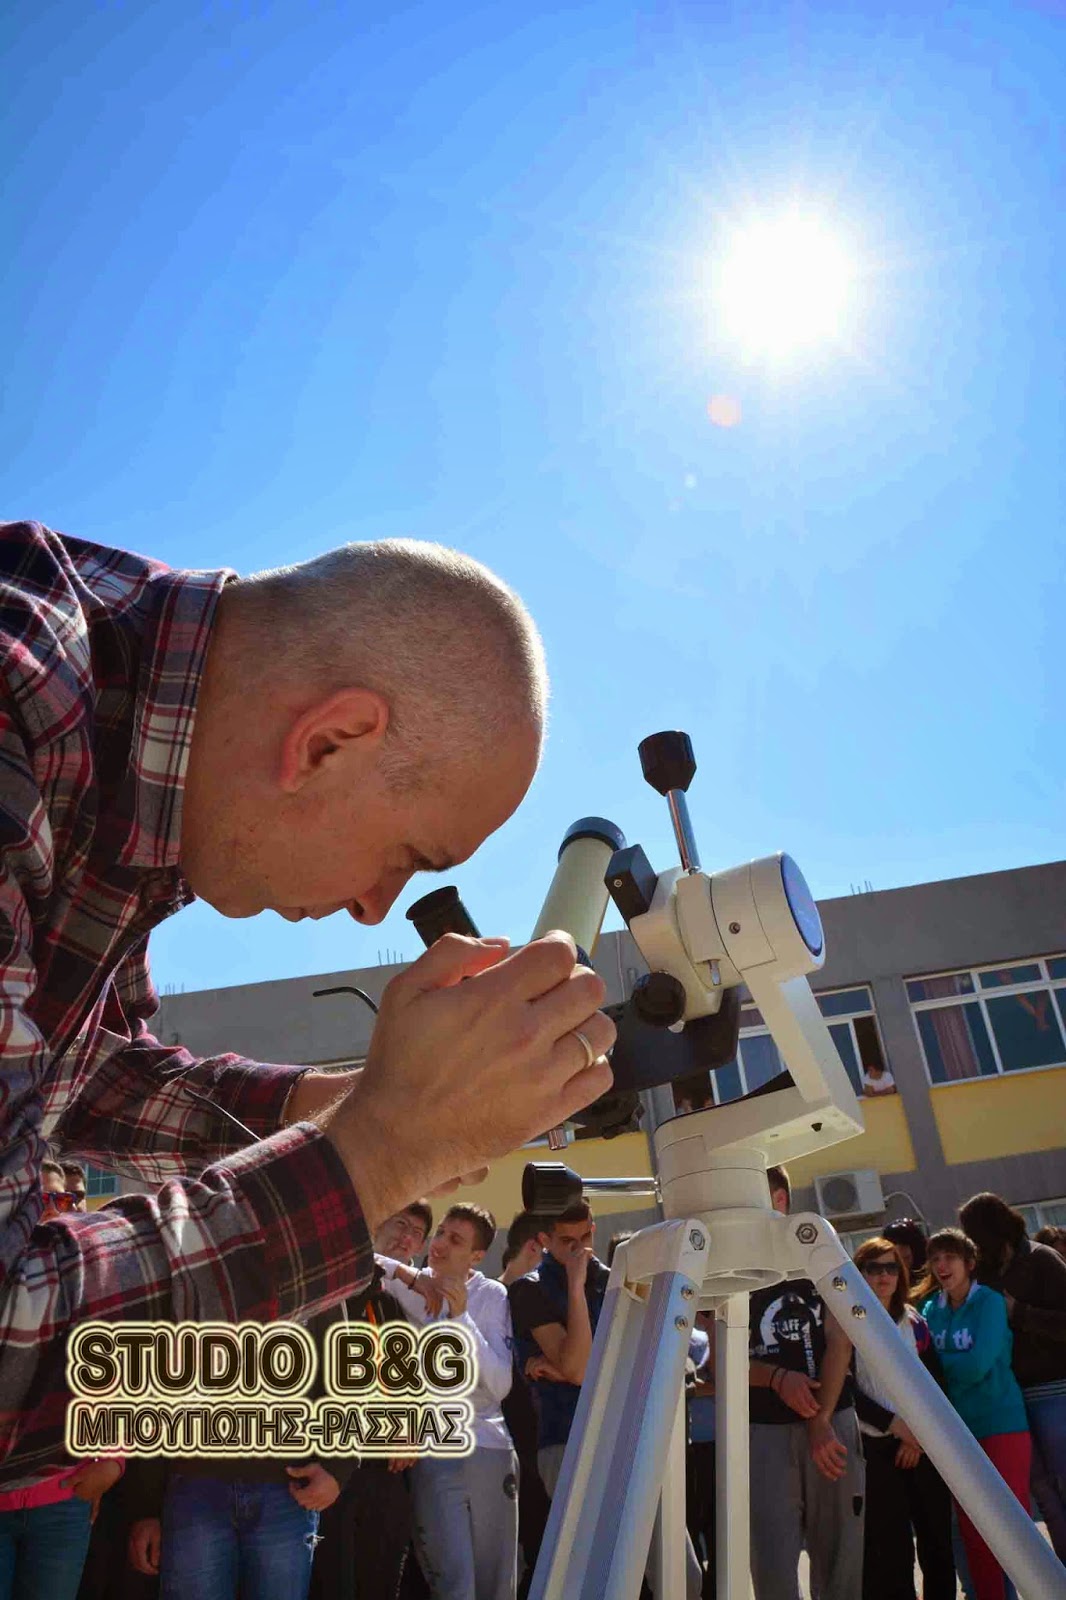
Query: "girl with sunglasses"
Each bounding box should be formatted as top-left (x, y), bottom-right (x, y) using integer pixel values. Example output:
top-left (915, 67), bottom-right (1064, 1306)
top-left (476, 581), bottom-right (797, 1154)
top-left (915, 1228), bottom-right (1032, 1600)
top-left (851, 1237), bottom-right (956, 1599)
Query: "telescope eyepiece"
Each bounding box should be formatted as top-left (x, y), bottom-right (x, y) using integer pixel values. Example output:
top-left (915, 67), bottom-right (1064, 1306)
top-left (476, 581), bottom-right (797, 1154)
top-left (405, 886), bottom-right (480, 946)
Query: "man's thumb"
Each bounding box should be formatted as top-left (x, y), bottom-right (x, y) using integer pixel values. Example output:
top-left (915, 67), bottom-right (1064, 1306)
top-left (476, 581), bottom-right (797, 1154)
top-left (397, 934), bottom-right (510, 997)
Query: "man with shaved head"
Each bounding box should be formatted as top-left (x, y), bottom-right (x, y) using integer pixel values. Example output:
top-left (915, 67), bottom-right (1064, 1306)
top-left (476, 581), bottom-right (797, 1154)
top-left (0, 520), bottom-right (615, 1491)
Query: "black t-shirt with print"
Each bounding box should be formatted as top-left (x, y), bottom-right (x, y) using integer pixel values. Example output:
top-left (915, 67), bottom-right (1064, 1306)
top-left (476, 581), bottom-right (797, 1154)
top-left (748, 1277), bottom-right (854, 1424)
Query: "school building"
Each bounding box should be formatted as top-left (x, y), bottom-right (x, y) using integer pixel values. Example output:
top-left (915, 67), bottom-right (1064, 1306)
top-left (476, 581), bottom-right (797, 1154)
top-left (91, 859), bottom-right (1066, 1262)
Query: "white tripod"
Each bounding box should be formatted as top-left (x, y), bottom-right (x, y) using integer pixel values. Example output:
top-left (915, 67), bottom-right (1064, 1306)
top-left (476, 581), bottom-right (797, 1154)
top-left (527, 1136), bottom-right (1066, 1599)
top-left (524, 731), bottom-right (1066, 1600)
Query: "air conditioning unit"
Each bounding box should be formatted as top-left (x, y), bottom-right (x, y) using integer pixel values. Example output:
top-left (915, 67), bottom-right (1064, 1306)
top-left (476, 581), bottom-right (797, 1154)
top-left (814, 1169), bottom-right (885, 1225)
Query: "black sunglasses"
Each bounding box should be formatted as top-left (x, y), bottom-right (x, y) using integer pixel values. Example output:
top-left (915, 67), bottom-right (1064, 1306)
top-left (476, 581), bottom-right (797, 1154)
top-left (862, 1261), bottom-right (901, 1277)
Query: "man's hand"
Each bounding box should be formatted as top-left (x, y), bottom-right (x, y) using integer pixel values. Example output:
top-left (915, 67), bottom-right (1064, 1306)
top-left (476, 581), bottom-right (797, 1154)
top-left (895, 1441), bottom-right (921, 1470)
top-left (411, 1271), bottom-right (446, 1317)
top-left (440, 1275), bottom-right (468, 1317)
top-left (286, 1464), bottom-right (342, 1511)
top-left (65, 1459), bottom-right (122, 1522)
top-left (777, 1370), bottom-right (821, 1419)
top-left (564, 1241), bottom-right (592, 1290)
top-left (128, 1516), bottom-right (162, 1575)
top-left (388, 1456), bottom-right (417, 1473)
top-left (889, 1415), bottom-right (919, 1450)
top-left (325, 932), bottom-right (615, 1234)
top-left (427, 1169), bottom-right (490, 1197)
top-left (807, 1417), bottom-right (848, 1481)
top-left (526, 1354), bottom-right (569, 1383)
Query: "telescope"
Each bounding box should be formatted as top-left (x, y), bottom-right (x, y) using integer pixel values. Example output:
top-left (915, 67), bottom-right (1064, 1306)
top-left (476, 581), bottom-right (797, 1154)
top-left (406, 729), bottom-right (1063, 1600)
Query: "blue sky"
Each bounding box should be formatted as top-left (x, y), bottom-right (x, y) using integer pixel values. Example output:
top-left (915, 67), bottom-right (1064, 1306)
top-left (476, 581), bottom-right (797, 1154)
top-left (3, 0), bottom-right (1063, 995)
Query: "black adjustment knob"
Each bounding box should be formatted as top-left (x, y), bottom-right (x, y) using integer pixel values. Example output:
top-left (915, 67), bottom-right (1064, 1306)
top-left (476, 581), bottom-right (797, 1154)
top-left (522, 1162), bottom-right (583, 1215)
top-left (605, 843), bottom-right (658, 923)
top-left (638, 731), bottom-right (696, 796)
top-left (405, 886), bottom-right (480, 947)
top-left (632, 971), bottom-right (688, 1028)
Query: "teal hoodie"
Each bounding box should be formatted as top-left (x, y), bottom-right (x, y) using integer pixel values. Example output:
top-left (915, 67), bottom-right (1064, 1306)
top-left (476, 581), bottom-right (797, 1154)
top-left (920, 1282), bottom-right (1028, 1441)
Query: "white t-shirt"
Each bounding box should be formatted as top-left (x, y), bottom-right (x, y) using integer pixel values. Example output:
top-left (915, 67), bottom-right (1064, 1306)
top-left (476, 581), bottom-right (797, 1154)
top-left (376, 1258), bottom-right (514, 1451)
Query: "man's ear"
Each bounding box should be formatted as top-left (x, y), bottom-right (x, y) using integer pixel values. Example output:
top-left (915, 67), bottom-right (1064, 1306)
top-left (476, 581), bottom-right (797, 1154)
top-left (471, 1249), bottom-right (486, 1269)
top-left (277, 688), bottom-right (390, 793)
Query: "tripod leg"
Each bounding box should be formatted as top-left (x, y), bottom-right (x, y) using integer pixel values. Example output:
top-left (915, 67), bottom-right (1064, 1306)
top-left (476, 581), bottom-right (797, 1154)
top-left (529, 1220), bottom-right (707, 1600)
top-left (715, 1294), bottom-right (750, 1600)
top-left (788, 1212), bottom-right (1066, 1600)
top-left (651, 1386), bottom-right (695, 1598)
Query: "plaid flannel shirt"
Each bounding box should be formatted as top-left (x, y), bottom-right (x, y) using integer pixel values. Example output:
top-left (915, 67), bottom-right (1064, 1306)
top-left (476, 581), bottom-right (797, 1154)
top-left (0, 522), bottom-right (372, 1487)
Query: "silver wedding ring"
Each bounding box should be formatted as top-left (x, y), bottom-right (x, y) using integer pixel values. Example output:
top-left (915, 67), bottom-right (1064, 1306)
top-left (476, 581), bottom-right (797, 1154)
top-left (572, 1028), bottom-right (596, 1069)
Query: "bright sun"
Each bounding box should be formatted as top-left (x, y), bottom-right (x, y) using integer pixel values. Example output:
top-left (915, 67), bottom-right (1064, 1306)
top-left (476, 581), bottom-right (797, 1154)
top-left (712, 208), bottom-right (857, 361)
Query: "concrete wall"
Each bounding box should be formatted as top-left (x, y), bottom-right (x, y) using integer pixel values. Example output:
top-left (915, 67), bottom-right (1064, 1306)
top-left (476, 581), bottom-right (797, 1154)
top-left (153, 860), bottom-right (1066, 1234)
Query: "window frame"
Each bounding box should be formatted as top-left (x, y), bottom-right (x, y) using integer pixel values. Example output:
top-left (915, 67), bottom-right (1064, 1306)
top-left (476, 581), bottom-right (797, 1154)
top-left (84, 1162), bottom-right (120, 1200)
top-left (1017, 1197), bottom-right (1066, 1233)
top-left (712, 983), bottom-right (888, 1105)
top-left (907, 954), bottom-right (1066, 1088)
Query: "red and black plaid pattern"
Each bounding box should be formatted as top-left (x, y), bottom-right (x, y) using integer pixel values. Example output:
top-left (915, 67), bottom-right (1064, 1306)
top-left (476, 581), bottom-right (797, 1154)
top-left (0, 522), bottom-right (372, 1486)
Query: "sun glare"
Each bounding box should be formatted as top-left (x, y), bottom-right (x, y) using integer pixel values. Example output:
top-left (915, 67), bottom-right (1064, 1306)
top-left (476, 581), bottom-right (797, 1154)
top-left (712, 208), bottom-right (857, 361)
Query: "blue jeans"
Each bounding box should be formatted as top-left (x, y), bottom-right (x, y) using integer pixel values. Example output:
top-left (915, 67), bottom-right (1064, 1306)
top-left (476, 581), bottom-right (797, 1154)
top-left (1025, 1386), bottom-right (1066, 1564)
top-left (160, 1476), bottom-right (319, 1600)
top-left (0, 1497), bottom-right (93, 1600)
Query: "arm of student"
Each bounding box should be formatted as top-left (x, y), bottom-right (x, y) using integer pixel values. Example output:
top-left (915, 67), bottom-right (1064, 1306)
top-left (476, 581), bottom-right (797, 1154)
top-left (814, 1313), bottom-right (853, 1417)
top-left (807, 1315), bottom-right (853, 1480)
top-left (1010, 1256), bottom-right (1066, 1343)
top-left (455, 1287), bottom-right (513, 1403)
top-left (509, 1277), bottom-right (588, 1386)
top-left (939, 1293), bottom-right (1010, 1386)
top-left (374, 1270), bottom-right (432, 1325)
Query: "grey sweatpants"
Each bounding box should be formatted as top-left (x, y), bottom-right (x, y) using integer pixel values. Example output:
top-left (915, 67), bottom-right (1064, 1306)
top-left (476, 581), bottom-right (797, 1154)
top-left (749, 1408), bottom-right (865, 1600)
top-left (411, 1446), bottom-right (519, 1600)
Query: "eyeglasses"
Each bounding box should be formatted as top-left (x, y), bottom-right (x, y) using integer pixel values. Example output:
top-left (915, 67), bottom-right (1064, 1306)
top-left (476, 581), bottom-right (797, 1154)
top-left (862, 1261), bottom-right (901, 1277)
top-left (47, 1191), bottom-right (84, 1213)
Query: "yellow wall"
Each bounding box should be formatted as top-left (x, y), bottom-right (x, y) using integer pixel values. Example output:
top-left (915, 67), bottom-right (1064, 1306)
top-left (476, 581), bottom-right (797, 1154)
top-left (931, 1067), bottom-right (1066, 1165)
top-left (785, 1092), bottom-right (917, 1191)
top-left (446, 1131), bottom-right (654, 1225)
top-left (448, 1100), bottom-right (920, 1225)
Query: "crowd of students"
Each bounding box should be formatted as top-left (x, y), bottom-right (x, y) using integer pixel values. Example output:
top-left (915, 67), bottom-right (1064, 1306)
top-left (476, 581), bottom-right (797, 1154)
top-left (2, 1174), bottom-right (1065, 1600)
top-left (739, 1174), bottom-right (1066, 1600)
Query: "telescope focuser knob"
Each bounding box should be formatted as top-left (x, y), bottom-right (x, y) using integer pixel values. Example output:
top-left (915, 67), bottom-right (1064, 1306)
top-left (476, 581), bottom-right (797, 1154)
top-left (523, 1162), bottom-right (583, 1215)
top-left (631, 971), bottom-right (688, 1028)
top-left (638, 732), bottom-right (696, 796)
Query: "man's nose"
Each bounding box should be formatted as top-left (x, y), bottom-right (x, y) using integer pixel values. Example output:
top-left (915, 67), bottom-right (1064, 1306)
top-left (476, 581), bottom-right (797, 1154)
top-left (348, 887), bottom-right (398, 926)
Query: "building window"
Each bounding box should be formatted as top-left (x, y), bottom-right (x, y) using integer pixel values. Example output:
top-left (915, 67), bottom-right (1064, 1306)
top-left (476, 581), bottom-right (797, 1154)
top-left (84, 1163), bottom-right (119, 1200)
top-left (1016, 1197), bottom-right (1066, 1235)
top-left (908, 956), bottom-right (1066, 1086)
top-left (712, 985), bottom-right (890, 1104)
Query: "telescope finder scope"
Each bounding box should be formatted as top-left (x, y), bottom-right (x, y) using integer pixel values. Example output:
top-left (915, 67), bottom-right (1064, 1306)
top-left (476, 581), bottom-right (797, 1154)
top-left (530, 816), bottom-right (626, 964)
